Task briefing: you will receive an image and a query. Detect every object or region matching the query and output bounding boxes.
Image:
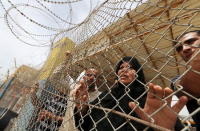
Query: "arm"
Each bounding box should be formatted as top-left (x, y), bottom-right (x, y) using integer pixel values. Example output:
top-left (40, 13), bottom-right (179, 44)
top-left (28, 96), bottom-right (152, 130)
top-left (179, 53), bottom-right (200, 97)
top-left (70, 79), bottom-right (89, 115)
top-left (129, 83), bottom-right (188, 130)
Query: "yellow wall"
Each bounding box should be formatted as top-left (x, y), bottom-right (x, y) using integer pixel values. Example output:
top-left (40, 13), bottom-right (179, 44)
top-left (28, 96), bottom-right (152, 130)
top-left (38, 37), bottom-right (75, 80)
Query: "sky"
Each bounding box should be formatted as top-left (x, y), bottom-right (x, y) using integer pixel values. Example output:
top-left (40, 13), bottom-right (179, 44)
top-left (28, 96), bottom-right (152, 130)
top-left (0, 15), bottom-right (50, 80)
top-left (0, 0), bottom-right (103, 81)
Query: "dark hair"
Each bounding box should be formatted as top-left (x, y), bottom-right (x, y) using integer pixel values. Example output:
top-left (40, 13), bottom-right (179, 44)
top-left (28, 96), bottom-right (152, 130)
top-left (115, 56), bottom-right (145, 86)
top-left (173, 30), bottom-right (200, 52)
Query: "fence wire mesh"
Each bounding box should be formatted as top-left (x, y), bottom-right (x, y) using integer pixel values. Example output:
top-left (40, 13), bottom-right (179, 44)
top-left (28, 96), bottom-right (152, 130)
top-left (1, 0), bottom-right (200, 131)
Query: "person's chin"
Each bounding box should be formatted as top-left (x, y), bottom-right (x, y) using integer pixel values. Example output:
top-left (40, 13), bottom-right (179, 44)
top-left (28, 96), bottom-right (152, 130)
top-left (119, 80), bottom-right (128, 85)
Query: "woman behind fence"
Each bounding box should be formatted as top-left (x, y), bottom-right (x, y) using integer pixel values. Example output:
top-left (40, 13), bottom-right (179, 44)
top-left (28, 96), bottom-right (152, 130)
top-left (68, 56), bottom-right (187, 131)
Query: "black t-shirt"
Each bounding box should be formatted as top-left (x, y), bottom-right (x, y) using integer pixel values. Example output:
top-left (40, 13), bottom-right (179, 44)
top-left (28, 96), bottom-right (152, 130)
top-left (75, 83), bottom-right (151, 131)
top-left (171, 76), bottom-right (200, 130)
top-left (186, 99), bottom-right (200, 130)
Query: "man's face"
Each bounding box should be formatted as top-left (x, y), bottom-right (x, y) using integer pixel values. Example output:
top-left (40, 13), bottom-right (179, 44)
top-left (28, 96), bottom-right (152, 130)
top-left (176, 32), bottom-right (200, 62)
top-left (84, 69), bottom-right (98, 88)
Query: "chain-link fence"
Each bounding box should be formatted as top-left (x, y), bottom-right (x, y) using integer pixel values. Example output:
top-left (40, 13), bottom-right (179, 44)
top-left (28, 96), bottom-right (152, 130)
top-left (1, 0), bottom-right (200, 130)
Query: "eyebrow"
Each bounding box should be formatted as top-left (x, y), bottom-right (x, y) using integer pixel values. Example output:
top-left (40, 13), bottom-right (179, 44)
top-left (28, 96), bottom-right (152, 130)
top-left (183, 38), bottom-right (198, 44)
top-left (120, 65), bottom-right (133, 69)
top-left (120, 64), bottom-right (129, 67)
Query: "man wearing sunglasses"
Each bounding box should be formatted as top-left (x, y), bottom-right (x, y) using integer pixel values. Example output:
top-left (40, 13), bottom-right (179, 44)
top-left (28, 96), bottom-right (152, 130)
top-left (173, 30), bottom-right (200, 130)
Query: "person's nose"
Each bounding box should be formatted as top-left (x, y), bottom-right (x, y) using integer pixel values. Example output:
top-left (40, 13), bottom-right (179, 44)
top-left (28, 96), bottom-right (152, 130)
top-left (120, 67), bottom-right (129, 73)
top-left (182, 44), bottom-right (192, 54)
